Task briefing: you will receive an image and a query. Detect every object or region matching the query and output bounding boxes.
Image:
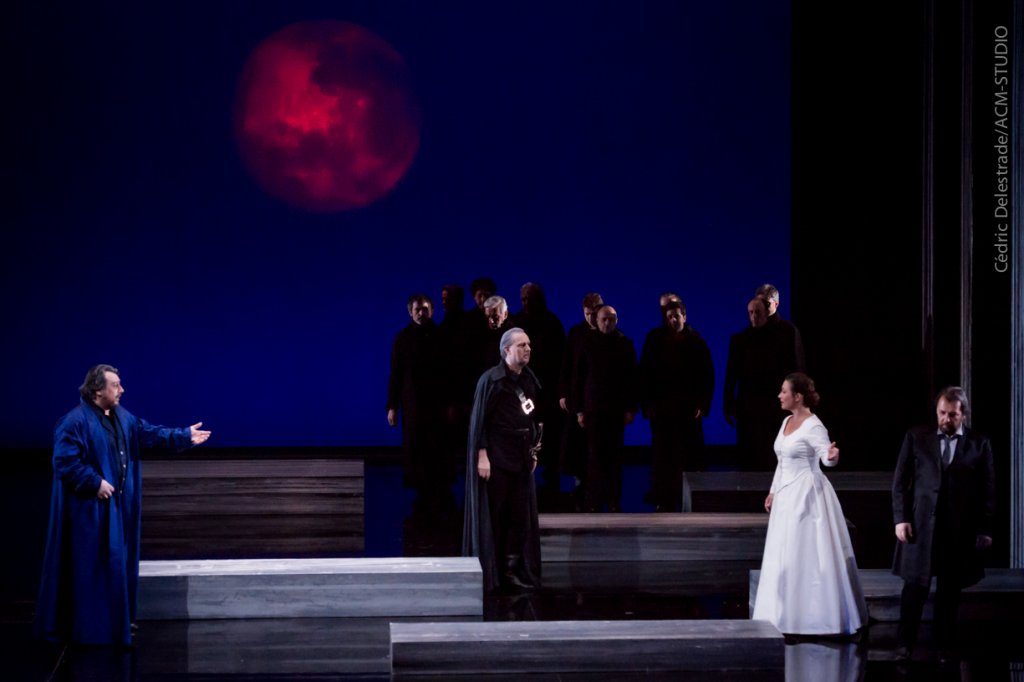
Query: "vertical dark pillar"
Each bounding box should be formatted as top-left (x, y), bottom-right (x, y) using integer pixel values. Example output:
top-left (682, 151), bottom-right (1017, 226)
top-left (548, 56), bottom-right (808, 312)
top-left (965, 0), bottom-right (1020, 570)
top-left (1013, 0), bottom-right (1024, 571)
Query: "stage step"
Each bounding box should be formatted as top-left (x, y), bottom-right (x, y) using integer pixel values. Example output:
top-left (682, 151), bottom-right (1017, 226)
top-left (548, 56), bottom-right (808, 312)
top-left (142, 458), bottom-right (364, 558)
top-left (685, 470), bottom-right (891, 495)
top-left (749, 568), bottom-right (1024, 621)
top-left (685, 471), bottom-right (891, 567)
top-left (389, 619), bottom-right (784, 676)
top-left (540, 512), bottom-right (769, 562)
top-left (135, 617), bottom-right (476, 677)
top-left (684, 470), bottom-right (891, 513)
top-left (542, 559), bottom-right (754, 594)
top-left (137, 557), bottom-right (481, 620)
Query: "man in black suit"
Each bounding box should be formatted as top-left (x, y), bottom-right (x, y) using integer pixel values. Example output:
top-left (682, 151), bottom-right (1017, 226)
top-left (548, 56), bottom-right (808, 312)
top-left (463, 327), bottom-right (542, 592)
top-left (512, 282), bottom-right (566, 507)
top-left (892, 386), bottom-right (995, 663)
top-left (755, 283), bottom-right (805, 372)
top-left (639, 299), bottom-right (714, 511)
top-left (573, 305), bottom-right (638, 512)
top-left (387, 294), bottom-right (446, 502)
top-left (559, 292), bottom-right (603, 508)
top-left (724, 296), bottom-right (799, 470)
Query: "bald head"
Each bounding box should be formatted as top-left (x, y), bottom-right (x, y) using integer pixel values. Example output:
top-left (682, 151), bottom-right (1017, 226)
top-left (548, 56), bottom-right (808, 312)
top-left (747, 297), bottom-right (768, 328)
top-left (596, 305), bottom-right (618, 334)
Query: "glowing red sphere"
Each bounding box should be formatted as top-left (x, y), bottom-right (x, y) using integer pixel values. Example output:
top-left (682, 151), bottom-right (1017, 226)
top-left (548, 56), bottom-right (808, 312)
top-left (234, 21), bottom-right (420, 212)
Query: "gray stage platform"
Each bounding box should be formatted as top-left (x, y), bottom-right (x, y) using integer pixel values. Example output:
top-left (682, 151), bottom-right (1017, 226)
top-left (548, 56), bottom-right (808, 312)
top-left (135, 617), bottom-right (400, 676)
top-left (542, 559), bottom-right (754, 594)
top-left (685, 470), bottom-right (892, 494)
top-left (749, 568), bottom-right (1024, 621)
top-left (390, 619), bottom-right (784, 676)
top-left (538, 512), bottom-right (804, 594)
top-left (540, 512), bottom-right (770, 562)
top-left (142, 458), bottom-right (365, 558)
top-left (685, 471), bottom-right (893, 567)
top-left (684, 471), bottom-right (891, 509)
top-left (137, 557), bottom-right (482, 620)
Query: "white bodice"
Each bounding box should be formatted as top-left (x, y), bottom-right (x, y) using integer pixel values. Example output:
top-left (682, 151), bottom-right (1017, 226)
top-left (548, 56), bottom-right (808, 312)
top-left (770, 414), bottom-right (836, 494)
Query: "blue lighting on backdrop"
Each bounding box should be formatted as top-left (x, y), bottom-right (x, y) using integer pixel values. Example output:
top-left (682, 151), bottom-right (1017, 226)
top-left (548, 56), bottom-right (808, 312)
top-left (3, 1), bottom-right (791, 448)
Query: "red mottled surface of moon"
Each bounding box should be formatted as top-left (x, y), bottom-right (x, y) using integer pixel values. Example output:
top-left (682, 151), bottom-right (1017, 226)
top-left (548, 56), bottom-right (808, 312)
top-left (234, 21), bottom-right (420, 212)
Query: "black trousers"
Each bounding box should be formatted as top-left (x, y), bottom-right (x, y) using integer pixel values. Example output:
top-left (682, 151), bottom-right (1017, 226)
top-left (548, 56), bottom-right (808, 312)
top-left (898, 575), bottom-right (962, 650)
top-left (584, 411), bottom-right (625, 511)
top-left (650, 412), bottom-right (704, 509)
top-left (736, 399), bottom-right (784, 471)
top-left (487, 465), bottom-right (531, 563)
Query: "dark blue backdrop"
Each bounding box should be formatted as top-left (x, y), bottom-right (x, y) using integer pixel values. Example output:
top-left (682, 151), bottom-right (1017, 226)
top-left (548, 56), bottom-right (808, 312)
top-left (3, 1), bottom-right (791, 448)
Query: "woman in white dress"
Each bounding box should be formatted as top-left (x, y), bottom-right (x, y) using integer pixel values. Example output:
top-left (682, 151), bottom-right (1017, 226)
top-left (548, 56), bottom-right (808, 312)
top-left (752, 372), bottom-right (868, 636)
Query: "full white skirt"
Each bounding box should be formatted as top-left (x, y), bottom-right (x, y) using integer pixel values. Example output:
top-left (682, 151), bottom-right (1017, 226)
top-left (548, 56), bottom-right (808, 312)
top-left (752, 472), bottom-right (868, 635)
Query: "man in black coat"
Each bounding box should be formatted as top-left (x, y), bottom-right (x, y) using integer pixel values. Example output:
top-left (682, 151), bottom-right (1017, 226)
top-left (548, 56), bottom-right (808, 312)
top-left (438, 283), bottom-right (473, 469)
top-left (639, 299), bottom-right (714, 511)
top-left (512, 282), bottom-right (566, 506)
top-left (892, 386), bottom-right (995, 663)
top-left (477, 295), bottom-right (513, 372)
top-left (723, 296), bottom-right (802, 470)
top-left (387, 294), bottom-right (446, 501)
top-left (573, 304), bottom-right (637, 512)
top-left (756, 283), bottom-right (806, 372)
top-left (558, 292), bottom-right (603, 507)
top-left (462, 327), bottom-right (542, 592)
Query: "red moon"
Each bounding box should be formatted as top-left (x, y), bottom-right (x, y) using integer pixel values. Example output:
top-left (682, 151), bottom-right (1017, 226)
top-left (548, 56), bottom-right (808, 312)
top-left (234, 21), bottom-right (420, 213)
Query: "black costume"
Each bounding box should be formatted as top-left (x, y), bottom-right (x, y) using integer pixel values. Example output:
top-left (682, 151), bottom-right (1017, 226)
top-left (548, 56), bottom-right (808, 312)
top-left (723, 320), bottom-right (803, 470)
top-left (558, 321), bottom-right (595, 480)
top-left (766, 312), bottom-right (805, 365)
top-left (639, 323), bottom-right (714, 509)
top-left (438, 306), bottom-right (474, 469)
top-left (468, 317), bottom-right (512, 384)
top-left (892, 425), bottom-right (995, 653)
top-left (573, 328), bottom-right (637, 511)
top-left (512, 305), bottom-right (565, 498)
top-left (387, 319), bottom-right (445, 493)
top-left (462, 361), bottom-right (542, 592)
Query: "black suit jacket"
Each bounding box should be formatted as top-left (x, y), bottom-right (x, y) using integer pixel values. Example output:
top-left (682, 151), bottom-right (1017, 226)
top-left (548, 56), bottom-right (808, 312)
top-left (892, 425), bottom-right (995, 587)
top-left (573, 329), bottom-right (637, 416)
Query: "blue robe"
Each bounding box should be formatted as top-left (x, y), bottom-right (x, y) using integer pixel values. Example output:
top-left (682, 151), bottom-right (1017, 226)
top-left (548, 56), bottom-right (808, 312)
top-left (34, 399), bottom-right (192, 645)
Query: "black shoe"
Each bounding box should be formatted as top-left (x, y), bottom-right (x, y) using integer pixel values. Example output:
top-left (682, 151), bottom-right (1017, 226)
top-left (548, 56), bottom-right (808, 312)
top-left (937, 648), bottom-right (957, 665)
top-left (502, 571), bottom-right (534, 592)
top-left (503, 555), bottom-right (535, 592)
top-left (893, 645), bottom-right (912, 662)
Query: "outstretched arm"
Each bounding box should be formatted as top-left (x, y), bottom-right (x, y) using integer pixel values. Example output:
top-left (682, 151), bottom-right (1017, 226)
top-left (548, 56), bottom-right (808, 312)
top-left (190, 422), bottom-right (211, 445)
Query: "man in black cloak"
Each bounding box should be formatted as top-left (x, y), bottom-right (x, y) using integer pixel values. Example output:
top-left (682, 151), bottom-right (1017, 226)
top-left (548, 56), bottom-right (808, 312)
top-left (462, 327), bottom-right (542, 593)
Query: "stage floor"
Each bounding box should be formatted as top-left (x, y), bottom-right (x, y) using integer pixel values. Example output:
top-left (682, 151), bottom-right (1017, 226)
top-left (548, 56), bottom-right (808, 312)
top-left (5, 462), bottom-right (1022, 680)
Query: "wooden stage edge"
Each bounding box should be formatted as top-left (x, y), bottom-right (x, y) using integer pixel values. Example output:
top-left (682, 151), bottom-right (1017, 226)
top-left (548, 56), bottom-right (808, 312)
top-left (749, 568), bottom-right (1024, 623)
top-left (137, 557), bottom-right (482, 620)
top-left (390, 619), bottom-right (784, 675)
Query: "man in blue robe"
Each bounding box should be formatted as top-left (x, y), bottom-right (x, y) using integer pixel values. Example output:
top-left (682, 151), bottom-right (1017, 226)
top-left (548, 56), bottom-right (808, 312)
top-left (34, 364), bottom-right (211, 646)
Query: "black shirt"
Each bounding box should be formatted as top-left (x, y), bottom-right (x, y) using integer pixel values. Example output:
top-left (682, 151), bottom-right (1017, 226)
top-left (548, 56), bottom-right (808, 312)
top-left (89, 402), bottom-right (128, 491)
top-left (482, 363), bottom-right (540, 471)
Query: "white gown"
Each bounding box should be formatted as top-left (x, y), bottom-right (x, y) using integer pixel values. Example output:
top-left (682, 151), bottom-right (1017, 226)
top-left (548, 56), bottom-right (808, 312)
top-left (751, 414), bottom-right (868, 635)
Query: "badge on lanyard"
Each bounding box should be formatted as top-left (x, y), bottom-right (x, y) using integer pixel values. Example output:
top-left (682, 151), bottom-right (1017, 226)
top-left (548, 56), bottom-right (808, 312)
top-left (516, 388), bottom-right (535, 415)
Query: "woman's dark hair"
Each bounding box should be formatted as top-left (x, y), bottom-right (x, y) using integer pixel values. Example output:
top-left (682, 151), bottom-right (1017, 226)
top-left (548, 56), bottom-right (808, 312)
top-left (79, 364), bottom-right (118, 401)
top-left (785, 371), bottom-right (820, 409)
